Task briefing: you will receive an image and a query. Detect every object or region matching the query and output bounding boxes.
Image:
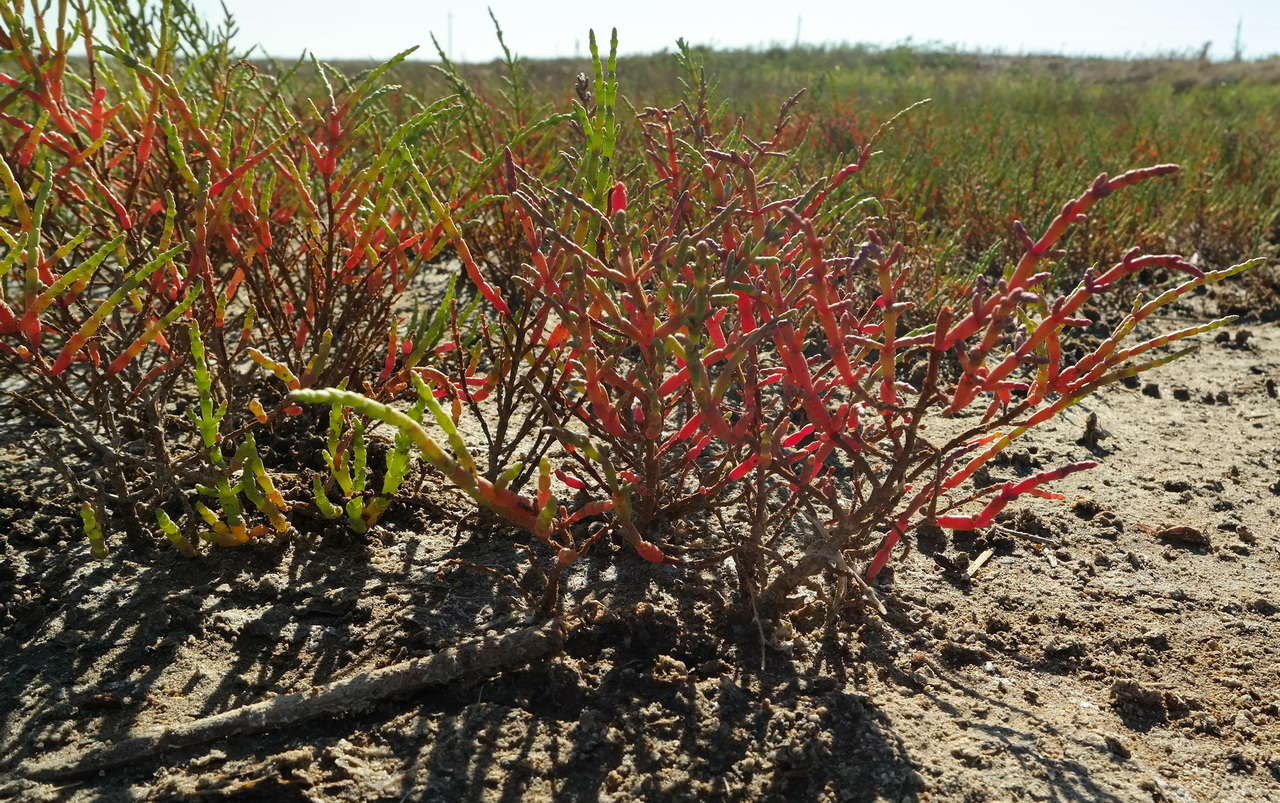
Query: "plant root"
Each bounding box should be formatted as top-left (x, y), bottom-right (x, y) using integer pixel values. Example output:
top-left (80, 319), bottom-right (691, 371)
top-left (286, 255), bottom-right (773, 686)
top-left (24, 618), bottom-right (570, 781)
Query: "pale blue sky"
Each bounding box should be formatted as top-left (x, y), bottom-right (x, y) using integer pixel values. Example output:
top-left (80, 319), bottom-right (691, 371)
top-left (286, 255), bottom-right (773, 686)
top-left (190, 0), bottom-right (1280, 62)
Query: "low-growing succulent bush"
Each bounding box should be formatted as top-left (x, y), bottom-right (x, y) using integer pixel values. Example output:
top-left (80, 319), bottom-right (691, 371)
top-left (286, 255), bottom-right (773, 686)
top-left (0, 0), bottom-right (494, 552)
top-left (295, 31), bottom-right (1260, 614)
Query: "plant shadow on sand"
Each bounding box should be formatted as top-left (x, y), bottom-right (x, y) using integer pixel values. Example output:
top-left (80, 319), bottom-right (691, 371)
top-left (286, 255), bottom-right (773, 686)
top-left (2, 494), bottom-right (1130, 802)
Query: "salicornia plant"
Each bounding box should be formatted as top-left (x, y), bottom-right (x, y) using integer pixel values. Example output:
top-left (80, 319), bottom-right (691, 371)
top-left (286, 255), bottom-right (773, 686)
top-left (289, 30), bottom-right (1261, 615)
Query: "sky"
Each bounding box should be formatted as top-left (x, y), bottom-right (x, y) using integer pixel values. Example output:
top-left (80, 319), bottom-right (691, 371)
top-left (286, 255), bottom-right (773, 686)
top-left (186, 0), bottom-right (1280, 63)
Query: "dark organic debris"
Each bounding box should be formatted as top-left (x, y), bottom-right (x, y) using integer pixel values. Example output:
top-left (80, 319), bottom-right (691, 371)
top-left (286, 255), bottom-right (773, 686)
top-left (1079, 412), bottom-right (1111, 449)
top-left (1154, 526), bottom-right (1211, 550)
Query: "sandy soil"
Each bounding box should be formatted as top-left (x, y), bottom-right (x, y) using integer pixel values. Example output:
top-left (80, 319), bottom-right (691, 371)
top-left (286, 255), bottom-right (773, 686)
top-left (0, 316), bottom-right (1277, 802)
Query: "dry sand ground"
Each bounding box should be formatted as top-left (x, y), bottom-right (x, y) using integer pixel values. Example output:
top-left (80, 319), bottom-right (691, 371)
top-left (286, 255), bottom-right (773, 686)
top-left (0, 319), bottom-right (1277, 802)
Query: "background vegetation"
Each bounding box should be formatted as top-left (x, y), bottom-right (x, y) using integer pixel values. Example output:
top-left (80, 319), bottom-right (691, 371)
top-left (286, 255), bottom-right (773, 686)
top-left (423, 43), bottom-right (1280, 281)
